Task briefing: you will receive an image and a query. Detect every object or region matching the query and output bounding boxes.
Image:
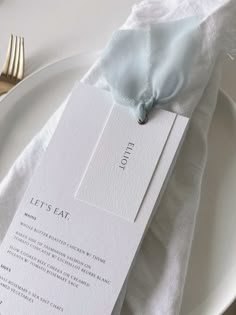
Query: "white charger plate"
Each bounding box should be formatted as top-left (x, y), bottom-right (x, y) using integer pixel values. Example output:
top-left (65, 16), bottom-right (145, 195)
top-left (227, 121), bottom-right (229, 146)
top-left (180, 91), bottom-right (236, 315)
top-left (0, 53), bottom-right (235, 315)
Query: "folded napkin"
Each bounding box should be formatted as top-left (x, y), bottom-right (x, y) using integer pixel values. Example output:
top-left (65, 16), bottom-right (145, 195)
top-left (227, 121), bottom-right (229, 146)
top-left (0, 1), bottom-right (236, 314)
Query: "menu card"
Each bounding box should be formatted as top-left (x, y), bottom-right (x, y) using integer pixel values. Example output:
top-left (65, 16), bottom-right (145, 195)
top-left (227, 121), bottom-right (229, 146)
top-left (0, 83), bottom-right (188, 314)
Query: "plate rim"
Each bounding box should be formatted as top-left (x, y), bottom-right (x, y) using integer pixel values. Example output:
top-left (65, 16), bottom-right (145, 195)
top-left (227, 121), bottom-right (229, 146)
top-left (0, 51), bottom-right (99, 107)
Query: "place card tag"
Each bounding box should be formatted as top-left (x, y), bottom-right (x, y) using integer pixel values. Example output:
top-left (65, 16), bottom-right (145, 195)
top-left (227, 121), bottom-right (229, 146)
top-left (76, 105), bottom-right (177, 222)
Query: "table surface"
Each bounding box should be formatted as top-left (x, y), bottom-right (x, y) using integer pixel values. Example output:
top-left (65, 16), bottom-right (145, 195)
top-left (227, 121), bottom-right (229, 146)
top-left (0, 1), bottom-right (235, 314)
top-left (224, 302), bottom-right (236, 315)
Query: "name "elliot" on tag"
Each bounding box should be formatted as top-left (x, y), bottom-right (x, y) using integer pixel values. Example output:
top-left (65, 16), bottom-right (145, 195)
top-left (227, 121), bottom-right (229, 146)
top-left (119, 142), bottom-right (135, 171)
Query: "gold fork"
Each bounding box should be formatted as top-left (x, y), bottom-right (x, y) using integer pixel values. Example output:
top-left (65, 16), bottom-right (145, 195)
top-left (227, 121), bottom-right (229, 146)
top-left (0, 35), bottom-right (25, 96)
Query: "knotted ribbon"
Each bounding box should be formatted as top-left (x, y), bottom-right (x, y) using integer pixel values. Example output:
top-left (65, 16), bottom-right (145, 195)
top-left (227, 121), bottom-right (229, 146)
top-left (101, 17), bottom-right (201, 123)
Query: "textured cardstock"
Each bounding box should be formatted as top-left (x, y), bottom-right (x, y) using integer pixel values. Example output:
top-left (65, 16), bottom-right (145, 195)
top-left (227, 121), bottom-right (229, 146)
top-left (76, 105), bottom-right (177, 222)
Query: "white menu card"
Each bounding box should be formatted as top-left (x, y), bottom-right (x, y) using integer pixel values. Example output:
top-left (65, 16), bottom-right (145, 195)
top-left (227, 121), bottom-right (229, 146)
top-left (0, 83), bottom-right (188, 314)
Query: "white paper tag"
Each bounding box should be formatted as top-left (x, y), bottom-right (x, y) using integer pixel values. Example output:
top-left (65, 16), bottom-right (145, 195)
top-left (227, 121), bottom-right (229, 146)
top-left (76, 105), bottom-right (177, 222)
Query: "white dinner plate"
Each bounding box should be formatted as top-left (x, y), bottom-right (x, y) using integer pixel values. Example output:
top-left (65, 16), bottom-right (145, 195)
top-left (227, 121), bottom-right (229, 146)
top-left (0, 54), bottom-right (235, 315)
top-left (0, 52), bottom-right (98, 181)
top-left (181, 91), bottom-right (236, 315)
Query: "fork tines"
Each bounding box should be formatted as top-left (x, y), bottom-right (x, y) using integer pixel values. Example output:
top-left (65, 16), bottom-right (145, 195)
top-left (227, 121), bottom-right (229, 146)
top-left (1, 34), bottom-right (25, 81)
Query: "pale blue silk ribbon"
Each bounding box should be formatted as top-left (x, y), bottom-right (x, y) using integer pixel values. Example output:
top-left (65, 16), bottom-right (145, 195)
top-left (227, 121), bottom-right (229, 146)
top-left (101, 17), bottom-right (201, 123)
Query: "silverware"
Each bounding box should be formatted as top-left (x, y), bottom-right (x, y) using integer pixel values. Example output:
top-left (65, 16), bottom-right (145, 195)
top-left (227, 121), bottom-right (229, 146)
top-left (0, 34), bottom-right (25, 96)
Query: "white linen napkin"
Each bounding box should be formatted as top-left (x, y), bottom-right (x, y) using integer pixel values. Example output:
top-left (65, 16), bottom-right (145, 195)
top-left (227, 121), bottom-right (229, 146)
top-left (0, 1), bottom-right (236, 314)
